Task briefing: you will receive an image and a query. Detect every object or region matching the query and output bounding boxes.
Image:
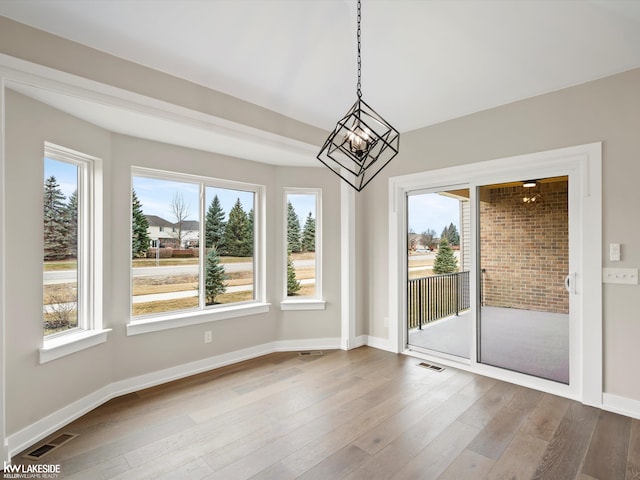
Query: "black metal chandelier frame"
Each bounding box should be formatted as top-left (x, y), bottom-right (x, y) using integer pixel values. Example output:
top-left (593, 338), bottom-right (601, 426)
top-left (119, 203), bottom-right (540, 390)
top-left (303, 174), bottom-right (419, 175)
top-left (316, 0), bottom-right (399, 192)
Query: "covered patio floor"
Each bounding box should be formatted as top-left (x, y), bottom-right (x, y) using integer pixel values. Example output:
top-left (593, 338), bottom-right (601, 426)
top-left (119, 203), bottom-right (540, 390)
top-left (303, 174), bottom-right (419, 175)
top-left (408, 306), bottom-right (569, 384)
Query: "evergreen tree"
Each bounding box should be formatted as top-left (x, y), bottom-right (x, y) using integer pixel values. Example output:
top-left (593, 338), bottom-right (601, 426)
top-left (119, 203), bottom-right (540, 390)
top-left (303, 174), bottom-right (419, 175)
top-left (205, 246), bottom-right (227, 305)
top-left (65, 189), bottom-right (78, 258)
top-left (205, 195), bottom-right (226, 249)
top-left (222, 198), bottom-right (252, 256)
top-left (246, 208), bottom-right (254, 256)
top-left (131, 189), bottom-right (150, 258)
top-left (440, 225), bottom-right (449, 244)
top-left (287, 250), bottom-right (301, 295)
top-left (433, 238), bottom-right (458, 274)
top-left (301, 212), bottom-right (316, 252)
top-left (440, 223), bottom-right (460, 246)
top-left (43, 175), bottom-right (68, 260)
top-left (287, 201), bottom-right (302, 253)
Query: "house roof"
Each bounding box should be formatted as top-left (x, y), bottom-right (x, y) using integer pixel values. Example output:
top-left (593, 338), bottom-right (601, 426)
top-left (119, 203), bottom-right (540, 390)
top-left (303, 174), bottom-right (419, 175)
top-left (145, 215), bottom-right (199, 231)
top-left (180, 220), bottom-right (199, 231)
top-left (145, 215), bottom-right (174, 228)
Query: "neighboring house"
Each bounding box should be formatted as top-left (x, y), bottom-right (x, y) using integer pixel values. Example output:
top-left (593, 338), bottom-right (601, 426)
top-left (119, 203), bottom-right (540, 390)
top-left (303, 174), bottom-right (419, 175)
top-left (145, 215), bottom-right (199, 248)
top-left (179, 220), bottom-right (200, 248)
top-left (144, 215), bottom-right (177, 248)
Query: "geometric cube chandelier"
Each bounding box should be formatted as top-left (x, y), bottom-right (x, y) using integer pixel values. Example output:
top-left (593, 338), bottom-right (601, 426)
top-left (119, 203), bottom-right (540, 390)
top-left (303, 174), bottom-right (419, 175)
top-left (317, 0), bottom-right (399, 192)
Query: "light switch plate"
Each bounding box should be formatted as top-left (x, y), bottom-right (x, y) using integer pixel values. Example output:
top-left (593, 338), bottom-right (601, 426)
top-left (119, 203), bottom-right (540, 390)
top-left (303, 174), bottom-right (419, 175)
top-left (609, 243), bottom-right (621, 261)
top-left (603, 268), bottom-right (638, 285)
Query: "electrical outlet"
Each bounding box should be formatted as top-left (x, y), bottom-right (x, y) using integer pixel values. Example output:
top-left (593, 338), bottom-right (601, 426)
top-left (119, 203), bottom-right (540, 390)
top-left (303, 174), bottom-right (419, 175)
top-left (204, 331), bottom-right (212, 344)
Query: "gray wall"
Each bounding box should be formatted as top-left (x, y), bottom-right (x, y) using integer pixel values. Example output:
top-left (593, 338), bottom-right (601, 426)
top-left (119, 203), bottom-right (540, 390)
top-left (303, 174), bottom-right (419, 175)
top-left (360, 67), bottom-right (640, 402)
top-left (4, 90), bottom-right (342, 435)
top-left (2, 14), bottom-right (640, 435)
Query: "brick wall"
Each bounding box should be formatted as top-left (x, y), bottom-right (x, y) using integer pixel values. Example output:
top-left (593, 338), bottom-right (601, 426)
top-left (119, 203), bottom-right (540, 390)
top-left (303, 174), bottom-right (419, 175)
top-left (480, 180), bottom-right (568, 313)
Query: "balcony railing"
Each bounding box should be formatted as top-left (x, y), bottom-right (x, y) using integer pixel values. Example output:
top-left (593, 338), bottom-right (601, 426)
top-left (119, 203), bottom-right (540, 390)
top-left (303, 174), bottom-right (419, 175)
top-left (408, 271), bottom-right (470, 329)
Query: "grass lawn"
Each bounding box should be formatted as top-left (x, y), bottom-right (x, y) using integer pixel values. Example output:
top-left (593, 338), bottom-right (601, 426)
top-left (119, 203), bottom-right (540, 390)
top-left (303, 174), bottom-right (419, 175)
top-left (46, 250), bottom-right (318, 318)
top-left (132, 290), bottom-right (254, 316)
top-left (131, 256), bottom-right (254, 267)
top-left (43, 260), bottom-right (77, 271)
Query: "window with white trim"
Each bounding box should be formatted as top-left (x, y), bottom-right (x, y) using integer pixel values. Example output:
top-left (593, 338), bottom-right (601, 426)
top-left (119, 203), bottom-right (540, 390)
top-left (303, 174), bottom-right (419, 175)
top-left (131, 168), bottom-right (263, 321)
top-left (42, 143), bottom-right (99, 338)
top-left (283, 189), bottom-right (322, 303)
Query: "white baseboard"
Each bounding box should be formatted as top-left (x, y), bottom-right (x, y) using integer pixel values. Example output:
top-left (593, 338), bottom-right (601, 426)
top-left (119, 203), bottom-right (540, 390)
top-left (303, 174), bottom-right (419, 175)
top-left (602, 392), bottom-right (640, 420)
top-left (7, 384), bottom-right (113, 461)
top-left (273, 337), bottom-right (341, 352)
top-left (353, 335), bottom-right (367, 348)
top-left (365, 335), bottom-right (394, 352)
top-left (6, 338), bottom-right (340, 459)
top-left (10, 339), bottom-right (638, 462)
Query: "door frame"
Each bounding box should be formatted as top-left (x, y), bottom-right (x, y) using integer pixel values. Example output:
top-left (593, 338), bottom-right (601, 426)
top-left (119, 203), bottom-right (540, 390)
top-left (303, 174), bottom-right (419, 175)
top-left (388, 143), bottom-right (602, 406)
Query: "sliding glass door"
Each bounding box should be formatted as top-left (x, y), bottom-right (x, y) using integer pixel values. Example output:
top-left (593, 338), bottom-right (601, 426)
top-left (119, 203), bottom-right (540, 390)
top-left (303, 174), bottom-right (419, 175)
top-left (406, 188), bottom-right (471, 359)
top-left (477, 176), bottom-right (570, 383)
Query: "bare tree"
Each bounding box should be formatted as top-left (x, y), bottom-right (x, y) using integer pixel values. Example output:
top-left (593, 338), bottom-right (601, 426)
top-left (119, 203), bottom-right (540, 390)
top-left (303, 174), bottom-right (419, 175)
top-left (170, 192), bottom-right (190, 248)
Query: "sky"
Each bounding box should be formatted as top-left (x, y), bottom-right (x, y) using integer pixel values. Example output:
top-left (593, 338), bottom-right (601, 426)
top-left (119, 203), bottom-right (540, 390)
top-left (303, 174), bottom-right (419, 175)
top-left (132, 176), bottom-right (256, 222)
top-left (45, 159), bottom-right (318, 226)
top-left (45, 157), bottom-right (77, 200)
top-left (407, 192), bottom-right (461, 235)
top-left (132, 176), bottom-right (315, 224)
top-left (287, 193), bottom-right (315, 224)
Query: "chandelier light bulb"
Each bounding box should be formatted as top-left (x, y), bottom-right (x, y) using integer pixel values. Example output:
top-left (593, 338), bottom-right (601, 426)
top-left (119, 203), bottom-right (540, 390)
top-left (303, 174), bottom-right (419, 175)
top-left (346, 123), bottom-right (375, 159)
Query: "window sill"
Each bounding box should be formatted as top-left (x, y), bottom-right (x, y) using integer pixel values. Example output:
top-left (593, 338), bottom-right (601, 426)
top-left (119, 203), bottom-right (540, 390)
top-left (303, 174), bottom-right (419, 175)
top-left (39, 329), bottom-right (112, 364)
top-left (280, 299), bottom-right (326, 311)
top-left (127, 302), bottom-right (271, 336)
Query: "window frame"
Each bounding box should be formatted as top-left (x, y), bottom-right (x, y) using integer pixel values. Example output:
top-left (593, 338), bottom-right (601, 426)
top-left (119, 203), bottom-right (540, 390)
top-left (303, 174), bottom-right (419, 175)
top-left (40, 142), bottom-right (109, 363)
top-left (281, 188), bottom-right (325, 310)
top-left (128, 167), bottom-right (269, 335)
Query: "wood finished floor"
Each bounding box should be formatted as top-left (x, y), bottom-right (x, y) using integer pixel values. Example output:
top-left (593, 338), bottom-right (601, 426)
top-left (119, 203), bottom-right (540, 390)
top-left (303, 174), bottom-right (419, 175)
top-left (11, 347), bottom-right (640, 479)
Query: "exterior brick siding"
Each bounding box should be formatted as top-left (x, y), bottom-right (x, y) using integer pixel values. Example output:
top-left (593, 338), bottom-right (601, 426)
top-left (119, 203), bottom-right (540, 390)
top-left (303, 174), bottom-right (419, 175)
top-left (480, 179), bottom-right (569, 314)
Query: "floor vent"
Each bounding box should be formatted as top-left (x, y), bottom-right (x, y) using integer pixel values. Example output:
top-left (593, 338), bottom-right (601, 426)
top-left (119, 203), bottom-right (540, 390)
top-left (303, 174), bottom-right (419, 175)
top-left (299, 351), bottom-right (324, 357)
top-left (418, 362), bottom-right (445, 372)
top-left (23, 433), bottom-right (78, 460)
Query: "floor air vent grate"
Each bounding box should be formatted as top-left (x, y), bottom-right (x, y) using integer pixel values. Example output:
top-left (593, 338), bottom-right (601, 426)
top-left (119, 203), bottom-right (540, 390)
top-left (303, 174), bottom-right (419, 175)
top-left (299, 351), bottom-right (324, 357)
top-left (418, 362), bottom-right (445, 372)
top-left (23, 433), bottom-right (78, 460)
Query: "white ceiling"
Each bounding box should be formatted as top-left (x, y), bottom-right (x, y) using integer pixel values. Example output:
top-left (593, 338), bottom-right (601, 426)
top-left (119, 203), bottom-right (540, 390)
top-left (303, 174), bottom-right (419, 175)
top-left (2, 0), bottom-right (640, 164)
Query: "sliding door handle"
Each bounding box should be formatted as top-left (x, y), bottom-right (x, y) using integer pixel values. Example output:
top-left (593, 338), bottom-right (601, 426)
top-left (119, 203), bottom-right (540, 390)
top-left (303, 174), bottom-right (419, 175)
top-left (564, 273), bottom-right (576, 294)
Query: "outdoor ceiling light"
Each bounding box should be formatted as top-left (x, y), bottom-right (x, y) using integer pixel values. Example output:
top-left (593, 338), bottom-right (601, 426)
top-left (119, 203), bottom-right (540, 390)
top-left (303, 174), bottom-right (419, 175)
top-left (522, 180), bottom-right (537, 188)
top-left (316, 0), bottom-right (399, 192)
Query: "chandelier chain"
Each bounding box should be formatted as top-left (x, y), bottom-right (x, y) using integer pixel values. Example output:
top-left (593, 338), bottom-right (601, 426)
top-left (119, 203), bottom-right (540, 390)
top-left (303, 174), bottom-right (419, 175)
top-left (357, 0), bottom-right (362, 98)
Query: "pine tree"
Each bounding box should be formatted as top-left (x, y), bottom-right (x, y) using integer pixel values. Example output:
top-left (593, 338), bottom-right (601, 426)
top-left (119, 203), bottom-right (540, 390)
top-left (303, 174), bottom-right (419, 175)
top-left (43, 175), bottom-right (68, 260)
top-left (287, 201), bottom-right (302, 253)
top-left (287, 250), bottom-right (301, 295)
top-left (433, 238), bottom-right (458, 274)
top-left (205, 195), bottom-right (226, 249)
top-left (131, 189), bottom-right (150, 258)
top-left (246, 208), bottom-right (254, 256)
top-left (440, 224), bottom-right (449, 244)
top-left (301, 212), bottom-right (316, 252)
top-left (205, 246), bottom-right (227, 305)
top-left (446, 222), bottom-right (460, 246)
top-left (222, 198), bottom-right (252, 257)
top-left (65, 189), bottom-right (78, 258)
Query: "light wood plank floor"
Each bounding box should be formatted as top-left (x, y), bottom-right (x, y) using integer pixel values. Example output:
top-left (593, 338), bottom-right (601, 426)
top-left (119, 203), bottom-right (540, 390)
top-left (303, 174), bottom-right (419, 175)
top-left (10, 347), bottom-right (640, 479)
